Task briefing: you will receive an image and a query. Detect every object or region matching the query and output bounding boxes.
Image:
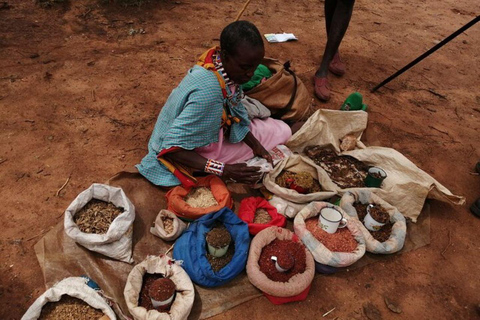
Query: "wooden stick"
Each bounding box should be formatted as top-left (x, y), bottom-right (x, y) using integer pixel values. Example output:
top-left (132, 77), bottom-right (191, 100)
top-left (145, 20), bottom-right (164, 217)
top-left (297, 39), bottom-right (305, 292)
top-left (441, 230), bottom-right (452, 259)
top-left (234, 0), bottom-right (252, 21)
top-left (56, 175), bottom-right (71, 196)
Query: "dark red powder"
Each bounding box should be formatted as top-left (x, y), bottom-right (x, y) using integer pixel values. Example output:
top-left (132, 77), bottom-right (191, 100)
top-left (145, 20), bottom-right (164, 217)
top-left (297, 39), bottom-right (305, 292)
top-left (258, 239), bottom-right (307, 282)
top-left (139, 273), bottom-right (172, 313)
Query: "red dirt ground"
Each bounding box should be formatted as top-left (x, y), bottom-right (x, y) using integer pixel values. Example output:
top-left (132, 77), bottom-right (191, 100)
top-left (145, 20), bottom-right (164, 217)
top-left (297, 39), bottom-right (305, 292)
top-left (1, 0), bottom-right (479, 319)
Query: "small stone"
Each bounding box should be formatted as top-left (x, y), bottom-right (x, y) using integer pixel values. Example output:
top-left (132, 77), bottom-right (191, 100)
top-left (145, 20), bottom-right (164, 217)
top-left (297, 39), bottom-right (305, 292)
top-left (363, 302), bottom-right (382, 320)
top-left (384, 297), bottom-right (402, 314)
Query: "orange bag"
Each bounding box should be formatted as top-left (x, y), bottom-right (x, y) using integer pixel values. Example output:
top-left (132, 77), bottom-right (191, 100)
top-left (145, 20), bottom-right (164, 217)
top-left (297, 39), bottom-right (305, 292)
top-left (166, 175), bottom-right (233, 221)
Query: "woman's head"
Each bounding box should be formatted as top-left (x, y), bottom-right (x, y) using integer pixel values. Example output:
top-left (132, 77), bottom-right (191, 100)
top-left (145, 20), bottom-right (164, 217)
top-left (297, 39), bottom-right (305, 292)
top-left (220, 21), bottom-right (265, 84)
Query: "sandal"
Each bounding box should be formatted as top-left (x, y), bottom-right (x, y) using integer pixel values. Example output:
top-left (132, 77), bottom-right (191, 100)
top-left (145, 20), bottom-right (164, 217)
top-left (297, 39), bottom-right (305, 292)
top-left (329, 52), bottom-right (346, 76)
top-left (313, 76), bottom-right (331, 101)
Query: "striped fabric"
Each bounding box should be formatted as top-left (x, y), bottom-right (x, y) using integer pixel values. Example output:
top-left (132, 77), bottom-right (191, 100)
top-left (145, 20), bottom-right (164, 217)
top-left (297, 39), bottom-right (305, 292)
top-left (136, 65), bottom-right (250, 186)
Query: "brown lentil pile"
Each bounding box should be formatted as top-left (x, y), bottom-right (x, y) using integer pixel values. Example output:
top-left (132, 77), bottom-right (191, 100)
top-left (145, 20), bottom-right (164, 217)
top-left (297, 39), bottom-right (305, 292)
top-left (184, 187), bottom-right (218, 208)
top-left (275, 170), bottom-right (322, 194)
top-left (39, 295), bottom-right (104, 320)
top-left (258, 239), bottom-right (307, 282)
top-left (253, 208), bottom-right (272, 224)
top-left (74, 199), bottom-right (123, 234)
top-left (305, 217), bottom-right (358, 252)
top-left (353, 202), bottom-right (393, 243)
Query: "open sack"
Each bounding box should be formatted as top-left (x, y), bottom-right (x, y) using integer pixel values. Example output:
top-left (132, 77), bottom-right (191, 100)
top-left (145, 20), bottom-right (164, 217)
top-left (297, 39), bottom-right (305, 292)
top-left (172, 208), bottom-right (250, 287)
top-left (238, 197), bottom-right (287, 235)
top-left (294, 202), bottom-right (366, 268)
top-left (150, 209), bottom-right (187, 242)
top-left (124, 255), bottom-right (195, 320)
top-left (64, 183), bottom-right (135, 263)
top-left (340, 190), bottom-right (406, 254)
top-left (22, 276), bottom-right (116, 320)
top-left (166, 175), bottom-right (232, 221)
top-left (246, 227), bottom-right (315, 305)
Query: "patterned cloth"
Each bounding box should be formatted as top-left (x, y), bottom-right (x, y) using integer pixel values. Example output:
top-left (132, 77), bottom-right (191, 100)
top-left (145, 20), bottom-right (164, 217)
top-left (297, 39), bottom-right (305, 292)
top-left (136, 65), bottom-right (251, 187)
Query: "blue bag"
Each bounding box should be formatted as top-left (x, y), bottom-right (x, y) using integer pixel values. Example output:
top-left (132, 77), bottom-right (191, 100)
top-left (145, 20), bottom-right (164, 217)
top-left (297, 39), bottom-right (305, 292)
top-left (173, 207), bottom-right (250, 287)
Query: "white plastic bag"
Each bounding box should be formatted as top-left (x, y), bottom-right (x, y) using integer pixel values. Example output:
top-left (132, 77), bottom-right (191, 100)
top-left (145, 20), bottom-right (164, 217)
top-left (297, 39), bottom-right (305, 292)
top-left (64, 183), bottom-right (135, 263)
top-left (268, 196), bottom-right (307, 219)
top-left (150, 209), bottom-right (187, 242)
top-left (22, 277), bottom-right (116, 320)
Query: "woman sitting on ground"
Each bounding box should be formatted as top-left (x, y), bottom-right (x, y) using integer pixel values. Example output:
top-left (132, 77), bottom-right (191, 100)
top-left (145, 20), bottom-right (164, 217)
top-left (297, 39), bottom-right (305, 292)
top-left (137, 21), bottom-right (292, 187)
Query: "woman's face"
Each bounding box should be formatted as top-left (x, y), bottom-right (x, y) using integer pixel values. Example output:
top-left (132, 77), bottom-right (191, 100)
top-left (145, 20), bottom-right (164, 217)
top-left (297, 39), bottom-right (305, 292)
top-left (221, 43), bottom-right (265, 85)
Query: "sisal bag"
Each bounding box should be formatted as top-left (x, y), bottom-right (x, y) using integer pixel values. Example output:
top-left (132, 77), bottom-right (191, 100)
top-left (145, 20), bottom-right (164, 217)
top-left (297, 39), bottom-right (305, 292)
top-left (238, 197), bottom-right (287, 235)
top-left (340, 190), bottom-right (406, 254)
top-left (245, 58), bottom-right (313, 122)
top-left (124, 255), bottom-right (195, 320)
top-left (166, 175), bottom-right (233, 221)
top-left (22, 276), bottom-right (116, 320)
top-left (246, 227), bottom-right (315, 304)
top-left (150, 209), bottom-right (187, 242)
top-left (294, 202), bottom-right (366, 268)
top-left (64, 183), bottom-right (135, 263)
top-left (263, 154), bottom-right (337, 207)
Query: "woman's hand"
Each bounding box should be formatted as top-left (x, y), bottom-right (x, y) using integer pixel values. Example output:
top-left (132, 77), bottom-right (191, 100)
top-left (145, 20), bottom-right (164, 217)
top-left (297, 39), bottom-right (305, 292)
top-left (223, 163), bottom-right (262, 184)
top-left (244, 132), bottom-right (273, 165)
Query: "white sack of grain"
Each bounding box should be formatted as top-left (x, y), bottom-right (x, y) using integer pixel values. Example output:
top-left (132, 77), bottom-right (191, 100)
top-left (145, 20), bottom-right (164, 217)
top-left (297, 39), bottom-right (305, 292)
top-left (64, 183), bottom-right (135, 263)
top-left (22, 276), bottom-right (116, 320)
top-left (150, 209), bottom-right (187, 241)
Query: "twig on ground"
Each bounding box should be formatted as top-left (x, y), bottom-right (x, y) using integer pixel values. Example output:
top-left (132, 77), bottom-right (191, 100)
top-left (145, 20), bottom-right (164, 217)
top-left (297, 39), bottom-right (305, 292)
top-left (428, 125), bottom-right (449, 136)
top-left (165, 244), bottom-right (175, 256)
top-left (91, 89), bottom-right (96, 102)
top-left (323, 307), bottom-right (336, 317)
top-left (441, 230), bottom-right (452, 259)
top-left (472, 108), bottom-right (480, 113)
top-left (0, 158), bottom-right (7, 165)
top-left (235, 0), bottom-right (252, 21)
top-left (425, 88), bottom-right (447, 100)
top-left (469, 172), bottom-right (480, 176)
top-left (24, 119), bottom-right (35, 123)
top-left (56, 174), bottom-right (71, 196)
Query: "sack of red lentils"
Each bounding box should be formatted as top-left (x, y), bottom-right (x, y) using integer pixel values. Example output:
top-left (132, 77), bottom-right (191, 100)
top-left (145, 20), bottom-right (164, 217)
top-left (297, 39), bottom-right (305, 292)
top-left (124, 255), bottom-right (195, 320)
top-left (294, 202), bottom-right (366, 268)
top-left (150, 209), bottom-right (187, 242)
top-left (340, 190), bottom-right (406, 254)
top-left (246, 227), bottom-right (315, 305)
top-left (64, 183), bottom-right (135, 263)
top-left (22, 276), bottom-right (117, 320)
top-left (238, 197), bottom-right (287, 235)
top-left (263, 155), bottom-right (337, 213)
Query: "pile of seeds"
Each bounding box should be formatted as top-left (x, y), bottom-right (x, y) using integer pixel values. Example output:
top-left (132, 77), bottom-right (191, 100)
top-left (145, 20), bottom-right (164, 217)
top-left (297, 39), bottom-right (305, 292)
top-left (253, 208), bottom-right (272, 224)
top-left (74, 199), bottom-right (123, 234)
top-left (39, 295), bottom-right (104, 320)
top-left (139, 274), bottom-right (170, 312)
top-left (206, 227), bottom-right (231, 248)
top-left (305, 217), bottom-right (358, 252)
top-left (185, 187), bottom-right (218, 208)
top-left (258, 239), bottom-right (306, 282)
top-left (206, 243), bottom-right (235, 272)
top-left (161, 216), bottom-right (174, 234)
top-left (353, 202), bottom-right (393, 242)
top-left (275, 170), bottom-right (322, 194)
top-left (148, 278), bottom-right (176, 302)
top-left (304, 146), bottom-right (368, 188)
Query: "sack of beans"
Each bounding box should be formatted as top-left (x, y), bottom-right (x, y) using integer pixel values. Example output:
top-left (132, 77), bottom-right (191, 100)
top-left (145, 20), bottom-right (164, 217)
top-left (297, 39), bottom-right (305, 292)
top-left (124, 255), bottom-right (195, 320)
top-left (238, 197), bottom-right (287, 235)
top-left (166, 175), bottom-right (233, 221)
top-left (22, 276), bottom-right (116, 320)
top-left (263, 155), bottom-right (337, 212)
top-left (246, 227), bottom-right (315, 305)
top-left (150, 209), bottom-right (187, 242)
top-left (294, 202), bottom-right (366, 268)
top-left (340, 190), bottom-right (406, 254)
top-left (268, 195), bottom-right (307, 218)
top-left (64, 183), bottom-right (135, 263)
top-left (172, 208), bottom-right (250, 287)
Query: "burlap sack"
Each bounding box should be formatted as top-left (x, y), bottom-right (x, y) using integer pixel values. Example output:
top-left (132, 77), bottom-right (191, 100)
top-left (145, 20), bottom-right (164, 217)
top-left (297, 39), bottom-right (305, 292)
top-left (124, 255), bottom-right (195, 320)
top-left (340, 190), bottom-right (406, 254)
top-left (263, 154), bottom-right (337, 205)
top-left (22, 277), bottom-right (116, 320)
top-left (64, 183), bottom-right (135, 263)
top-left (245, 58), bottom-right (313, 122)
top-left (150, 209), bottom-right (187, 242)
top-left (294, 202), bottom-right (366, 267)
top-left (246, 227), bottom-right (315, 298)
top-left (166, 175), bottom-right (233, 221)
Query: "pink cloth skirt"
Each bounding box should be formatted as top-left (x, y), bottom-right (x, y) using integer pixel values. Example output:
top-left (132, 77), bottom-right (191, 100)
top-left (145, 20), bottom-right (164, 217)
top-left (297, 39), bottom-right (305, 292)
top-left (196, 118), bottom-right (292, 164)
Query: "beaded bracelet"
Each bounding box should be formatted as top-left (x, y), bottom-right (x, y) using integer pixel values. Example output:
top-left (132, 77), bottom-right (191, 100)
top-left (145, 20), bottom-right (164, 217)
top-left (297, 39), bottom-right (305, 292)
top-left (204, 159), bottom-right (225, 176)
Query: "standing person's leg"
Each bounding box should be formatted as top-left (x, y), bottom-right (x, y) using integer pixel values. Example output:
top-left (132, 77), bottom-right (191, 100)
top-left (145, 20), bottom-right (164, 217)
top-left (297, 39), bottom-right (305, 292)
top-left (314, 0), bottom-right (355, 101)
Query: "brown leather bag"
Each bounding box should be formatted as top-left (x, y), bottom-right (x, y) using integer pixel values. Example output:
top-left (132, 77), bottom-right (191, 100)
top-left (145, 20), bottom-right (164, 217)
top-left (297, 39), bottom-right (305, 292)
top-left (245, 58), bottom-right (313, 122)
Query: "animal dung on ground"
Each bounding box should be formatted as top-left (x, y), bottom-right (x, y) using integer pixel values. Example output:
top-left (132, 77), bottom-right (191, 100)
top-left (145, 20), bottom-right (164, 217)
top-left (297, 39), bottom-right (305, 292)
top-left (73, 199), bottom-right (123, 234)
top-left (354, 202), bottom-right (393, 242)
top-left (39, 295), bottom-right (104, 320)
top-left (304, 146), bottom-right (368, 189)
top-left (184, 187), bottom-right (218, 208)
top-left (275, 170), bottom-right (322, 194)
top-left (258, 239), bottom-right (306, 282)
top-left (305, 217), bottom-right (358, 252)
top-left (253, 208), bottom-right (272, 224)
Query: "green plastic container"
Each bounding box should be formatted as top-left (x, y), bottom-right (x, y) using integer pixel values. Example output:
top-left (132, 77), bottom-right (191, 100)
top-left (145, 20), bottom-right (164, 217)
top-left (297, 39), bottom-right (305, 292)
top-left (340, 92), bottom-right (368, 111)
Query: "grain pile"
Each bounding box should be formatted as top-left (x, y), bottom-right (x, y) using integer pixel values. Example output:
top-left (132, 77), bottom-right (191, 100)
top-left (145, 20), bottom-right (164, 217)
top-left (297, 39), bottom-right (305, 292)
top-left (304, 146), bottom-right (368, 188)
top-left (305, 217), bottom-right (358, 252)
top-left (353, 202), bottom-right (393, 242)
top-left (184, 187), bottom-right (218, 208)
top-left (39, 295), bottom-right (104, 320)
top-left (258, 239), bottom-right (306, 282)
top-left (253, 208), bottom-right (272, 224)
top-left (74, 199), bottom-right (123, 234)
top-left (275, 170), bottom-right (322, 194)
top-left (206, 244), bottom-right (235, 272)
top-left (139, 274), bottom-right (171, 312)
top-left (162, 216), bottom-right (174, 234)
